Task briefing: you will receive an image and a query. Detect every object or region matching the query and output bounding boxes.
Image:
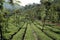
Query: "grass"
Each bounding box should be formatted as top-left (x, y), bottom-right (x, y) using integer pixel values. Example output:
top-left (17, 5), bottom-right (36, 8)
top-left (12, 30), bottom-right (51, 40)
top-left (3, 19), bottom-right (60, 40)
top-left (31, 23), bottom-right (52, 40)
top-left (34, 21), bottom-right (60, 40)
top-left (24, 24), bottom-right (35, 40)
top-left (12, 23), bottom-right (27, 40)
top-left (44, 29), bottom-right (60, 40)
top-left (35, 20), bottom-right (60, 30)
top-left (45, 26), bottom-right (60, 34)
top-left (3, 22), bottom-right (24, 39)
top-left (34, 21), bottom-right (60, 34)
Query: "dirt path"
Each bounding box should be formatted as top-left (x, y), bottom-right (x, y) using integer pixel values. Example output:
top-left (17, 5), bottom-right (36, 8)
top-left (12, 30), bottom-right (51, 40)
top-left (30, 23), bottom-right (40, 40)
top-left (32, 31), bottom-right (39, 40)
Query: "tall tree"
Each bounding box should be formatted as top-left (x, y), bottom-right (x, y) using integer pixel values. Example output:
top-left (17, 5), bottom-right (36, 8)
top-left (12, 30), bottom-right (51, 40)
top-left (0, 0), bottom-right (4, 40)
top-left (40, 0), bottom-right (54, 31)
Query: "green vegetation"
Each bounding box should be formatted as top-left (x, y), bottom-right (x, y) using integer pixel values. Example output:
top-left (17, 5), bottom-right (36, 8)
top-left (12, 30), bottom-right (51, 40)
top-left (33, 21), bottom-right (60, 40)
top-left (0, 0), bottom-right (60, 40)
top-left (31, 23), bottom-right (52, 40)
top-left (12, 23), bottom-right (27, 40)
top-left (24, 24), bottom-right (35, 40)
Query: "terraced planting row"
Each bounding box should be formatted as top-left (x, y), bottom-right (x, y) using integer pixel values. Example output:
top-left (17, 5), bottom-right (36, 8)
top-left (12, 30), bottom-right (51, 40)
top-left (44, 26), bottom-right (60, 34)
top-left (34, 21), bottom-right (60, 32)
top-left (4, 21), bottom-right (60, 40)
top-left (33, 22), bottom-right (60, 40)
top-left (12, 23), bottom-right (39, 40)
top-left (31, 23), bottom-right (52, 40)
top-left (12, 23), bottom-right (27, 40)
top-left (35, 21), bottom-right (60, 34)
top-left (35, 20), bottom-right (60, 30)
top-left (3, 22), bottom-right (25, 40)
top-left (10, 22), bottom-right (26, 40)
top-left (24, 24), bottom-right (36, 40)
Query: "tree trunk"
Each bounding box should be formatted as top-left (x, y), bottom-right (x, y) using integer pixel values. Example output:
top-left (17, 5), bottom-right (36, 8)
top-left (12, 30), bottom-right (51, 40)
top-left (0, 25), bottom-right (3, 40)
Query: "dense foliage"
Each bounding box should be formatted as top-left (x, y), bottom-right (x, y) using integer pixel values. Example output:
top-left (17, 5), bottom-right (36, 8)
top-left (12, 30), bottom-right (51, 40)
top-left (0, 0), bottom-right (60, 40)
